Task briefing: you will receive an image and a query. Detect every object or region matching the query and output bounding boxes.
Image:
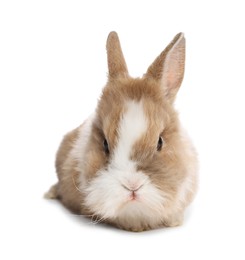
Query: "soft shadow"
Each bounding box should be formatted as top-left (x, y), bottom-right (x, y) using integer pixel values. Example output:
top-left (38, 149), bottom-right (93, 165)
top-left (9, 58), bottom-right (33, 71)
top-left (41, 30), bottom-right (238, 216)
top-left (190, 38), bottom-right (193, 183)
top-left (45, 198), bottom-right (185, 235)
top-left (184, 203), bottom-right (197, 225)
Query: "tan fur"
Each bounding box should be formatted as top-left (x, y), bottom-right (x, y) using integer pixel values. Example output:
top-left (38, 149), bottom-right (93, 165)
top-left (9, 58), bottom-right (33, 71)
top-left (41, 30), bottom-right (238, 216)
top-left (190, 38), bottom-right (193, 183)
top-left (106, 31), bottom-right (128, 78)
top-left (46, 32), bottom-right (198, 231)
top-left (47, 127), bottom-right (83, 213)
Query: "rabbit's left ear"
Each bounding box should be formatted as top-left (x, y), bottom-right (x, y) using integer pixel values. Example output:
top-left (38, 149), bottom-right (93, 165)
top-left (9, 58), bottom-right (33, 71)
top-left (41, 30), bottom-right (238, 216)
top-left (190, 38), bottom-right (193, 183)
top-left (145, 33), bottom-right (185, 102)
top-left (106, 31), bottom-right (128, 79)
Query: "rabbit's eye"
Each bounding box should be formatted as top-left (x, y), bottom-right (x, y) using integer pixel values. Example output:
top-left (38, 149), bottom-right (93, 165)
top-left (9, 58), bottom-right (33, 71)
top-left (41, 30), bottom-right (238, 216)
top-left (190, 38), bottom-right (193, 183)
top-left (157, 136), bottom-right (163, 151)
top-left (103, 139), bottom-right (110, 154)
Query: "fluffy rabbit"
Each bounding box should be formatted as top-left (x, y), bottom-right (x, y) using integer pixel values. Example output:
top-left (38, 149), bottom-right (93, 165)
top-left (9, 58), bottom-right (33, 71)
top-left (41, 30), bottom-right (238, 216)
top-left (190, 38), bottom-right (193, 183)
top-left (46, 32), bottom-right (198, 232)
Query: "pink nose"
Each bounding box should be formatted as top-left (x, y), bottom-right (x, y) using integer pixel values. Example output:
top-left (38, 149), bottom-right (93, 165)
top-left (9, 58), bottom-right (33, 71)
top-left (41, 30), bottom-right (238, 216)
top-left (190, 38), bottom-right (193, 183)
top-left (122, 183), bottom-right (144, 201)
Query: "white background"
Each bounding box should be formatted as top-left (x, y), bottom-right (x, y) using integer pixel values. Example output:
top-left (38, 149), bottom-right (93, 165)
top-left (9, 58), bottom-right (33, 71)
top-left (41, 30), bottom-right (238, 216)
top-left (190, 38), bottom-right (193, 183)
top-left (1, 0), bottom-right (245, 259)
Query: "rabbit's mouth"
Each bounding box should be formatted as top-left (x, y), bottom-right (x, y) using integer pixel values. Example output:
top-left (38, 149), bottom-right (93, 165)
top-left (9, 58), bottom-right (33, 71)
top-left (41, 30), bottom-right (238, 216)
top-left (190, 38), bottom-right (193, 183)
top-left (84, 166), bottom-right (165, 219)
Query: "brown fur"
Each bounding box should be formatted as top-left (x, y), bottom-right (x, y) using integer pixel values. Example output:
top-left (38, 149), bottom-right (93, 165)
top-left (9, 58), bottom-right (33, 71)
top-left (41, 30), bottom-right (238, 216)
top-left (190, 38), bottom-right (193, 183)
top-left (46, 32), bottom-right (198, 231)
top-left (53, 127), bottom-right (83, 213)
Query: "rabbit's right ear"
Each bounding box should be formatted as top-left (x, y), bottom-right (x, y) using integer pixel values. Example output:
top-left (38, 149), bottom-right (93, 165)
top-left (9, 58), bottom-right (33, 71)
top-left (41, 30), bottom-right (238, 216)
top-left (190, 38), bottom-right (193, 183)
top-left (106, 31), bottom-right (128, 79)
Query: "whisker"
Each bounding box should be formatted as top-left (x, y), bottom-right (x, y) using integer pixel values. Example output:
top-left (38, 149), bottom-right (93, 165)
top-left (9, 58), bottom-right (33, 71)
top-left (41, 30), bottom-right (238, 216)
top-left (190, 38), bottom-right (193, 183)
top-left (72, 172), bottom-right (83, 194)
top-left (90, 214), bottom-right (107, 225)
top-left (71, 160), bottom-right (100, 194)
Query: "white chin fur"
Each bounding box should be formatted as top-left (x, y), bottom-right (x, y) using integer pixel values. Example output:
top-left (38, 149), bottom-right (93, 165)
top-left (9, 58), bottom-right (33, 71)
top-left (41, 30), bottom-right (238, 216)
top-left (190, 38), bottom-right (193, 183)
top-left (84, 168), bottom-right (165, 224)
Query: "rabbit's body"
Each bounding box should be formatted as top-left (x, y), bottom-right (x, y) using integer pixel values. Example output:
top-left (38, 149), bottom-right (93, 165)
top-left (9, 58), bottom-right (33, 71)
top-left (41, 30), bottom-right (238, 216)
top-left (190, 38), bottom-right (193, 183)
top-left (46, 32), bottom-right (198, 231)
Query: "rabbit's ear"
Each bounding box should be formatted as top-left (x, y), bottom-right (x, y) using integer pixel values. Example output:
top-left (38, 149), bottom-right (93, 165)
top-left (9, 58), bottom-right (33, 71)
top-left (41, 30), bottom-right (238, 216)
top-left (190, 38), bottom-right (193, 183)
top-left (106, 31), bottom-right (128, 79)
top-left (146, 33), bottom-right (185, 102)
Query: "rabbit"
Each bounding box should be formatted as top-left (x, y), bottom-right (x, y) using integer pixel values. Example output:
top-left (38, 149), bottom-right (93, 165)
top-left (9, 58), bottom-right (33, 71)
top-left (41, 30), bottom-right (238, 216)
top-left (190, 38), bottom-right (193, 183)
top-left (45, 31), bottom-right (198, 232)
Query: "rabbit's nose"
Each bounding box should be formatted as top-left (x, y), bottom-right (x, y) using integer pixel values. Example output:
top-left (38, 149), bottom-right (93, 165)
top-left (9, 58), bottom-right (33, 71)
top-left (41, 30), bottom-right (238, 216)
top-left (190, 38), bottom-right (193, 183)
top-left (122, 183), bottom-right (143, 192)
top-left (121, 183), bottom-right (143, 201)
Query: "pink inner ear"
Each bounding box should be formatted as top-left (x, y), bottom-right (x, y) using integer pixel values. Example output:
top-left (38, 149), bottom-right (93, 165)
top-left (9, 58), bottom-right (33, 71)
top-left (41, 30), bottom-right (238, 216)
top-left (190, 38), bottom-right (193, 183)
top-left (162, 45), bottom-right (185, 102)
top-left (167, 71), bottom-right (175, 88)
top-left (145, 33), bottom-right (185, 103)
